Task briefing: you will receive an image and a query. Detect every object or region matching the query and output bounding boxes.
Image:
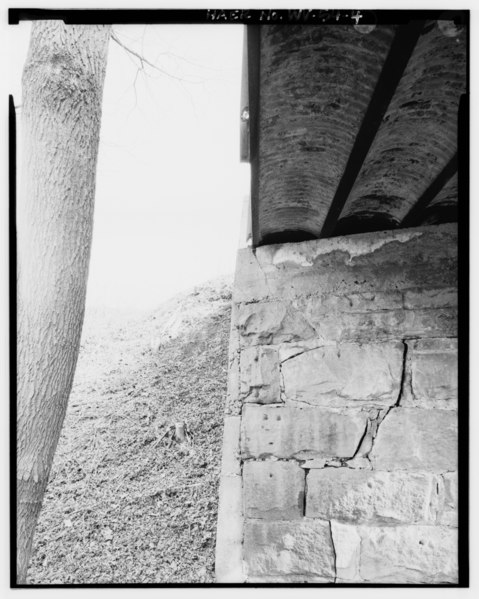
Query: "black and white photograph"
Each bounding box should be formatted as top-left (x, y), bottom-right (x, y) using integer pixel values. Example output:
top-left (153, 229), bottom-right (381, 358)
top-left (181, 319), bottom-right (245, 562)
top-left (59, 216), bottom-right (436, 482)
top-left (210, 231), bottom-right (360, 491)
top-left (5, 2), bottom-right (470, 589)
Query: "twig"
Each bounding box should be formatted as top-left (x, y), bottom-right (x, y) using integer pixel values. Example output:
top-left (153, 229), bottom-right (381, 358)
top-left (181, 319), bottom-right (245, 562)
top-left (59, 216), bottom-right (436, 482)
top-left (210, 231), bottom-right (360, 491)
top-left (110, 30), bottom-right (192, 83)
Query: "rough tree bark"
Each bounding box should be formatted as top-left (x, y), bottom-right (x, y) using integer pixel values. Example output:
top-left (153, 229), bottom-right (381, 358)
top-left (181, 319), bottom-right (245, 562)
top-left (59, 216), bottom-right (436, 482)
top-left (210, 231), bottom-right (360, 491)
top-left (16, 21), bottom-right (110, 583)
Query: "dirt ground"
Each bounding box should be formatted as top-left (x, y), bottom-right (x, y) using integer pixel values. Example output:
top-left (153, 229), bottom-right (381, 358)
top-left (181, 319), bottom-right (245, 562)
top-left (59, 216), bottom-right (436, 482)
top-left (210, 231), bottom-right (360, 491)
top-left (28, 278), bottom-right (232, 584)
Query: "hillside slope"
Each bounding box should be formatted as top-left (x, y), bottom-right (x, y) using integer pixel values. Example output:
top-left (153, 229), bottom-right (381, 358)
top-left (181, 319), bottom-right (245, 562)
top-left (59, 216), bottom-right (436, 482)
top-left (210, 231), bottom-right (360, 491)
top-left (28, 278), bottom-right (232, 584)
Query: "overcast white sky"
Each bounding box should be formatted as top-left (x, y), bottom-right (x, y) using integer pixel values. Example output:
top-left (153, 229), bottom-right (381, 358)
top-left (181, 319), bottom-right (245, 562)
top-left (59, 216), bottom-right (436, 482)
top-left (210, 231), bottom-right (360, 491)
top-left (10, 22), bottom-right (247, 311)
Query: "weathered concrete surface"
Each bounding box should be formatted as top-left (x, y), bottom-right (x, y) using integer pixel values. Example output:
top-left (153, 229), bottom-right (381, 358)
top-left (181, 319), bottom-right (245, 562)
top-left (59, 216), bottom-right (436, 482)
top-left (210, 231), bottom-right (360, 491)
top-left (233, 225), bottom-right (457, 304)
top-left (307, 469), bottom-right (437, 524)
top-left (258, 25), bottom-right (395, 241)
top-left (282, 341), bottom-right (404, 407)
top-left (331, 521), bottom-right (458, 583)
top-left (369, 408), bottom-right (457, 472)
top-left (241, 406), bottom-right (369, 460)
top-left (243, 461), bottom-right (305, 520)
top-left (244, 519), bottom-right (335, 580)
top-left (240, 346), bottom-right (280, 404)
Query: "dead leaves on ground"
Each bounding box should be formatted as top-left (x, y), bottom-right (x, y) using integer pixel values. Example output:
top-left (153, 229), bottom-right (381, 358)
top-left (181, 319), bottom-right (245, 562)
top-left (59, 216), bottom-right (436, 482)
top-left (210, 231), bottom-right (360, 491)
top-left (28, 281), bottom-right (231, 584)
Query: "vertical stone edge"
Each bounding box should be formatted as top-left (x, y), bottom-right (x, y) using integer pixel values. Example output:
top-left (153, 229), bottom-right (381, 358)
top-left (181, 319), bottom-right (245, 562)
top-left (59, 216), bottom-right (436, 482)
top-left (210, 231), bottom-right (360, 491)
top-left (214, 415), bottom-right (246, 582)
top-left (225, 302), bottom-right (242, 416)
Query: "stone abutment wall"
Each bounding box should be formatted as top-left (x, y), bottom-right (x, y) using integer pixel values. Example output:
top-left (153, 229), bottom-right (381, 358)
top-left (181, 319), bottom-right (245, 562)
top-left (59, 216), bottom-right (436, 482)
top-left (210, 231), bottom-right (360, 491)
top-left (215, 223), bottom-right (458, 584)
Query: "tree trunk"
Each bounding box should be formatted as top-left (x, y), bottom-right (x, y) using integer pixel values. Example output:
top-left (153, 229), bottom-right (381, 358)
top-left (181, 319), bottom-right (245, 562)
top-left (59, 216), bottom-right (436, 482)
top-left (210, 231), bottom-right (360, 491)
top-left (16, 21), bottom-right (110, 583)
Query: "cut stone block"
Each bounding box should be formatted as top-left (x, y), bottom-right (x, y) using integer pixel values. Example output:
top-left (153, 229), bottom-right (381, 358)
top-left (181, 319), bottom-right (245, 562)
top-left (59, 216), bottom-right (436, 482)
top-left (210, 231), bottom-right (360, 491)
top-left (247, 574), bottom-right (332, 583)
top-left (232, 248), bottom-right (271, 304)
top-left (403, 287), bottom-right (457, 309)
top-left (437, 472), bottom-right (458, 527)
top-left (321, 290), bottom-right (403, 312)
top-left (331, 522), bottom-right (458, 583)
top-left (220, 416), bottom-right (241, 477)
top-left (358, 525), bottom-right (458, 583)
top-left (225, 306), bottom-right (242, 415)
top-left (282, 341), bottom-right (403, 407)
top-left (330, 521), bottom-right (362, 582)
top-left (241, 405), bottom-right (368, 460)
top-left (215, 474), bottom-right (244, 582)
top-left (369, 408), bottom-right (457, 472)
top-left (243, 519), bottom-right (335, 580)
top-left (243, 461), bottom-right (304, 520)
top-left (240, 346), bottom-right (280, 404)
top-left (225, 350), bottom-right (241, 415)
top-left (304, 303), bottom-right (457, 344)
top-left (307, 469), bottom-right (437, 524)
top-left (237, 301), bottom-right (316, 346)
top-left (408, 338), bottom-right (458, 408)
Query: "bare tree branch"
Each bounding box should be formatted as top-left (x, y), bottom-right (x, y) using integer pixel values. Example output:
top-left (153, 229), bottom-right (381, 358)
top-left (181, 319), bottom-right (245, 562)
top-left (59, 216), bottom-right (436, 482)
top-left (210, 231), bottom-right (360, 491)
top-left (110, 30), bottom-right (194, 84)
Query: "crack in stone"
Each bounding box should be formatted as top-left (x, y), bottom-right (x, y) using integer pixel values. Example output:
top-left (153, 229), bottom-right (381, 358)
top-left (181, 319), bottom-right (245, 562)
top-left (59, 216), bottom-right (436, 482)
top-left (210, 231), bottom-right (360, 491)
top-left (395, 339), bottom-right (409, 407)
top-left (434, 479), bottom-right (441, 523)
top-left (279, 364), bottom-right (286, 402)
top-left (279, 343), bottom-right (325, 365)
top-left (241, 455), bottom-right (361, 468)
top-left (364, 409), bottom-right (389, 460)
top-left (329, 521), bottom-right (337, 583)
top-left (350, 417), bottom-right (373, 460)
top-left (286, 396), bottom-right (390, 411)
top-left (252, 248), bottom-right (274, 300)
top-left (241, 456), bottom-right (306, 464)
top-left (302, 468), bottom-right (309, 516)
top-left (347, 339), bottom-right (411, 465)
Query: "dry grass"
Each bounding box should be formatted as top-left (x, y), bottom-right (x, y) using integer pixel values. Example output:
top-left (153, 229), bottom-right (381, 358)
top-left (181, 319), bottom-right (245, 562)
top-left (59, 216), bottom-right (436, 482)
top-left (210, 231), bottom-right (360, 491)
top-left (28, 278), bottom-right (232, 584)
